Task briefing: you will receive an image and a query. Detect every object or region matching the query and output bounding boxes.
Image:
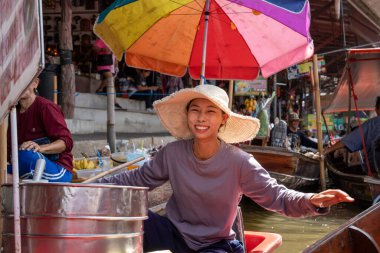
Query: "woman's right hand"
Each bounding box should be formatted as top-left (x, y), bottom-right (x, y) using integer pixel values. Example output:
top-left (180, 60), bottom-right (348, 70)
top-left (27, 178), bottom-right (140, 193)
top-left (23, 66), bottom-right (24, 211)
top-left (20, 141), bottom-right (41, 152)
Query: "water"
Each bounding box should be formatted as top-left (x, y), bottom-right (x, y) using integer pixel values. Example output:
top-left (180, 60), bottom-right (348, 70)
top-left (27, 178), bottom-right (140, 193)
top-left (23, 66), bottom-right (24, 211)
top-left (241, 198), bottom-right (366, 253)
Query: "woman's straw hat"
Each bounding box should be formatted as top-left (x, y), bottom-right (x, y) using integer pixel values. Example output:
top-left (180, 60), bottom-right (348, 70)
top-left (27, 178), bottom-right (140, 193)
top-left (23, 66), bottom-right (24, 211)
top-left (153, 85), bottom-right (260, 143)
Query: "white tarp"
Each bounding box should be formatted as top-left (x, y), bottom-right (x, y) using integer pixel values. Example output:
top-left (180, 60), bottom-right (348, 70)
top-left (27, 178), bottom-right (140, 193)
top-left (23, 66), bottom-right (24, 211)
top-left (324, 48), bottom-right (380, 113)
top-left (0, 0), bottom-right (44, 124)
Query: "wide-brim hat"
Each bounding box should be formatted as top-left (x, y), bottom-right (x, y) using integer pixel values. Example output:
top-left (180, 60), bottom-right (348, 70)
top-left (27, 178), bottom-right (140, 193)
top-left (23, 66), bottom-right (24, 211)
top-left (153, 85), bottom-right (260, 144)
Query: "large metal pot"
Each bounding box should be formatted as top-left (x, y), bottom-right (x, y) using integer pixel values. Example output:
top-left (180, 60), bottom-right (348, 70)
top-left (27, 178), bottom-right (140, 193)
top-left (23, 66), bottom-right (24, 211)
top-left (2, 182), bottom-right (148, 253)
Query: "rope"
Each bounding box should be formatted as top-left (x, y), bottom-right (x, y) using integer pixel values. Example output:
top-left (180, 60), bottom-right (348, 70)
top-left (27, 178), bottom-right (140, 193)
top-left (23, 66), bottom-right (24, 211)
top-left (347, 63), bottom-right (373, 176)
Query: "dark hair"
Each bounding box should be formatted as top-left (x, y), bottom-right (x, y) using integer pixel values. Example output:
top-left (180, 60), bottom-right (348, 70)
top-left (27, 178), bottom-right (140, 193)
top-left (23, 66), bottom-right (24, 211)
top-left (376, 96), bottom-right (380, 110)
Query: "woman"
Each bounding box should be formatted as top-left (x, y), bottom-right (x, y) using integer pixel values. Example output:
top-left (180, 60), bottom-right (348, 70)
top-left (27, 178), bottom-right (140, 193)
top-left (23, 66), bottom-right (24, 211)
top-left (7, 77), bottom-right (73, 182)
top-left (98, 85), bottom-right (353, 252)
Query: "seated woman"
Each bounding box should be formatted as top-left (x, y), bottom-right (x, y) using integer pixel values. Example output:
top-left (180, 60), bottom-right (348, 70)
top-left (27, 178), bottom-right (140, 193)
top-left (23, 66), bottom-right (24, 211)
top-left (7, 77), bottom-right (74, 182)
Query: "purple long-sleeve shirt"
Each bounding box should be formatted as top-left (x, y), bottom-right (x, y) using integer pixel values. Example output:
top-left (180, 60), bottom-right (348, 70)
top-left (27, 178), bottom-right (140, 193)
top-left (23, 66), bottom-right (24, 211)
top-left (99, 139), bottom-right (322, 250)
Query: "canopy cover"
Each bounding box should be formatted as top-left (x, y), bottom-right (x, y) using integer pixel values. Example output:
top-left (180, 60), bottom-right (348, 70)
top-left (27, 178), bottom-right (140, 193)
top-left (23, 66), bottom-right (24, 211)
top-left (324, 48), bottom-right (380, 113)
top-left (94, 0), bottom-right (314, 80)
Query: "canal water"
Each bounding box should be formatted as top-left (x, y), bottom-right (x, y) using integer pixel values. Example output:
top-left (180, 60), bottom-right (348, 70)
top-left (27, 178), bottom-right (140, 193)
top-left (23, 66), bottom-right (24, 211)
top-left (241, 197), bottom-right (367, 253)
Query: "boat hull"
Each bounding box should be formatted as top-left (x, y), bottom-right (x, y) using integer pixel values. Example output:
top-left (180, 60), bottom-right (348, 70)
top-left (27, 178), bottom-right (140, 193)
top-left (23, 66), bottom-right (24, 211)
top-left (326, 156), bottom-right (380, 204)
top-left (242, 145), bottom-right (320, 189)
top-left (302, 202), bottom-right (380, 253)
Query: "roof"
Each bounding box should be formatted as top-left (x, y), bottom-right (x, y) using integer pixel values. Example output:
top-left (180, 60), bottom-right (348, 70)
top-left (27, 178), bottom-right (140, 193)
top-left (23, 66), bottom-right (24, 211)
top-left (310, 0), bottom-right (380, 77)
top-left (323, 48), bottom-right (380, 113)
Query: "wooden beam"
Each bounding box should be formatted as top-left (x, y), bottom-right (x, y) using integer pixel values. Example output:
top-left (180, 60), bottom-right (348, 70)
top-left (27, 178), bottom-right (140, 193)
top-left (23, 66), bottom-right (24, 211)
top-left (312, 1), bottom-right (334, 19)
top-left (315, 33), bottom-right (341, 52)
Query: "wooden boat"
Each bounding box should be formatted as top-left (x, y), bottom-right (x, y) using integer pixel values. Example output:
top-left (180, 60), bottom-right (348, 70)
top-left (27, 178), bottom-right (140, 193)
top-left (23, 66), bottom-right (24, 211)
top-left (241, 145), bottom-right (320, 189)
top-left (302, 201), bottom-right (380, 253)
top-left (325, 153), bottom-right (380, 204)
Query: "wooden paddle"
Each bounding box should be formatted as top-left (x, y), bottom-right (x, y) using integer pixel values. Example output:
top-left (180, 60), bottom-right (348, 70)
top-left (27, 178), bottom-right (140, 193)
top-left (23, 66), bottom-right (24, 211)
top-left (82, 156), bottom-right (144, 183)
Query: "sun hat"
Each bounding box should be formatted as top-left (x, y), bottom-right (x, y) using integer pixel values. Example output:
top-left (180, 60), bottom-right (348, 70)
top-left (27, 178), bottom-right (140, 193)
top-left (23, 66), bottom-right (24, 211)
top-left (288, 112), bottom-right (300, 122)
top-left (153, 85), bottom-right (260, 143)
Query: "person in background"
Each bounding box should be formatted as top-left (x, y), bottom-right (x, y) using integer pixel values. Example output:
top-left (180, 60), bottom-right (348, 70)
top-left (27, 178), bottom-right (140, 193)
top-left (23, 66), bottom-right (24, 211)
top-left (325, 97), bottom-right (380, 171)
top-left (7, 77), bottom-right (73, 182)
top-left (128, 69), bottom-right (161, 111)
top-left (97, 85), bottom-right (354, 253)
top-left (287, 112), bottom-right (318, 150)
top-left (93, 38), bottom-right (117, 93)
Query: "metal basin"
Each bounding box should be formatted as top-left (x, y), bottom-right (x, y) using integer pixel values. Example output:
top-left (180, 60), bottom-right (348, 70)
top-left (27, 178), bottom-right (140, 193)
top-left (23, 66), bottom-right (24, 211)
top-left (2, 182), bottom-right (148, 253)
top-left (3, 233), bottom-right (143, 253)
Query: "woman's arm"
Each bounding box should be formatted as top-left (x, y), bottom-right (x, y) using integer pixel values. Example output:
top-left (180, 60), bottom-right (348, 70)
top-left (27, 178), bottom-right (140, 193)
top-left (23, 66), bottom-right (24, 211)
top-left (19, 139), bottom-right (66, 154)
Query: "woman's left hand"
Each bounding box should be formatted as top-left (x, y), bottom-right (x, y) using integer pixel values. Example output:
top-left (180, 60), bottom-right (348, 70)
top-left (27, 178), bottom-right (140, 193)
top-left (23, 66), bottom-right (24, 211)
top-left (310, 189), bottom-right (354, 208)
top-left (20, 141), bottom-right (41, 153)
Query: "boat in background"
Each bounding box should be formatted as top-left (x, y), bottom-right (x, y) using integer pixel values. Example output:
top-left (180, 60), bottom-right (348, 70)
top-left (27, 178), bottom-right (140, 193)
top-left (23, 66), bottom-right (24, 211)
top-left (241, 145), bottom-right (320, 190)
top-left (325, 153), bottom-right (380, 205)
top-left (302, 201), bottom-right (380, 253)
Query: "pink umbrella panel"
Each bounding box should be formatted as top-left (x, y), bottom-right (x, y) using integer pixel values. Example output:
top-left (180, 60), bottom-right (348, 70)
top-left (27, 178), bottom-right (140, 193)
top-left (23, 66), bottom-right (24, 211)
top-left (94, 0), bottom-right (314, 80)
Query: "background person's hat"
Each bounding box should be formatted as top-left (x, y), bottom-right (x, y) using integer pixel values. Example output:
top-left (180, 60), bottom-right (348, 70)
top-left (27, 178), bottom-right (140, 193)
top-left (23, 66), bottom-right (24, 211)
top-left (153, 85), bottom-right (260, 144)
top-left (288, 112), bottom-right (300, 121)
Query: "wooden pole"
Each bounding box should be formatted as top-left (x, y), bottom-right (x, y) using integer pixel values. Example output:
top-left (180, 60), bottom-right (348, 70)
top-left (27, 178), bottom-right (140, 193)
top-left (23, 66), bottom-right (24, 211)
top-left (273, 74), bottom-right (277, 119)
top-left (0, 116), bottom-right (8, 183)
top-left (83, 157), bottom-right (144, 183)
top-left (60, 0), bottom-right (75, 118)
top-left (312, 55), bottom-right (326, 190)
top-left (53, 75), bottom-right (58, 104)
top-left (0, 116), bottom-right (8, 250)
top-left (228, 80), bottom-right (234, 109)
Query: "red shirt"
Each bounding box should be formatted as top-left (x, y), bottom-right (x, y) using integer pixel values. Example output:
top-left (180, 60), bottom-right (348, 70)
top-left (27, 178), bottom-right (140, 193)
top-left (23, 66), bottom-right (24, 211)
top-left (7, 96), bottom-right (73, 172)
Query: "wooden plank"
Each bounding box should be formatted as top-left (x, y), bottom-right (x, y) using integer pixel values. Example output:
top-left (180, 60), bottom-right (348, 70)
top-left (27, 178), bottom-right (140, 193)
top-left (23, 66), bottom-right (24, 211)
top-left (349, 226), bottom-right (380, 253)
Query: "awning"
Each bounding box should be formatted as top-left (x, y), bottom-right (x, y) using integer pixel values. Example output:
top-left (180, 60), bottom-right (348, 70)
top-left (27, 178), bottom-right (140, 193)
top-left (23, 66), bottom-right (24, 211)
top-left (324, 48), bottom-right (380, 113)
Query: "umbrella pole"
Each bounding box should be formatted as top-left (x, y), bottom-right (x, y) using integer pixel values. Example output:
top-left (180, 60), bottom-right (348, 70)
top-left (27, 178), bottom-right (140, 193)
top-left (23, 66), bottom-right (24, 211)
top-left (228, 80), bottom-right (234, 109)
top-left (199, 0), bottom-right (211, 85)
top-left (10, 107), bottom-right (22, 252)
top-left (312, 55), bottom-right (326, 190)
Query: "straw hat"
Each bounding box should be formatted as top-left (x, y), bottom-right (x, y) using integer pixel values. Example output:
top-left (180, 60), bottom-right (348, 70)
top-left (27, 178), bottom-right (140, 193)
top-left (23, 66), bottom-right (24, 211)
top-left (153, 85), bottom-right (260, 144)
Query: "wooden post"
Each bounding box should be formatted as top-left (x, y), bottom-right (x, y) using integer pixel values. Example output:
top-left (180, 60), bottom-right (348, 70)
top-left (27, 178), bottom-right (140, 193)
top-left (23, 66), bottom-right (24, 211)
top-left (312, 55), bottom-right (326, 190)
top-left (60, 0), bottom-right (75, 118)
top-left (228, 80), bottom-right (234, 109)
top-left (0, 116), bottom-right (8, 250)
top-left (273, 74), bottom-right (277, 119)
top-left (0, 116), bottom-right (8, 183)
top-left (53, 75), bottom-right (58, 104)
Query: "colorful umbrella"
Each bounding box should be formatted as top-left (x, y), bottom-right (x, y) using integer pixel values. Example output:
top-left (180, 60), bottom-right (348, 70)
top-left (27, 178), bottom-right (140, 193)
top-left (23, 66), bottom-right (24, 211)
top-left (94, 0), bottom-right (313, 81)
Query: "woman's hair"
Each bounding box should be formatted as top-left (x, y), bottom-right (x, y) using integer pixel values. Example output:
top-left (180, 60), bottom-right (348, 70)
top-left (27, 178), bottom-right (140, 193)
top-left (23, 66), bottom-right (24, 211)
top-left (376, 96), bottom-right (380, 110)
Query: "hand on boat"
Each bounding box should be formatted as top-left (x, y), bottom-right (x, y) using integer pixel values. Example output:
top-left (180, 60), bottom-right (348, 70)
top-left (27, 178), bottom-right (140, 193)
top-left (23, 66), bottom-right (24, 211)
top-left (310, 189), bottom-right (355, 208)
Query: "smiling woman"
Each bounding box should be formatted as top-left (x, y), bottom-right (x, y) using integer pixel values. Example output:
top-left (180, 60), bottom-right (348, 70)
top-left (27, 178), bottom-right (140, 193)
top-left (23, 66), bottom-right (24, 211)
top-left (97, 84), bottom-right (354, 253)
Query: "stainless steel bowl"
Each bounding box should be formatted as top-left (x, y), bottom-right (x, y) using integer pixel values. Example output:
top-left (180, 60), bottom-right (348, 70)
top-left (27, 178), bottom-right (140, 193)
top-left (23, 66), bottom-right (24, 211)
top-left (2, 182), bottom-right (148, 253)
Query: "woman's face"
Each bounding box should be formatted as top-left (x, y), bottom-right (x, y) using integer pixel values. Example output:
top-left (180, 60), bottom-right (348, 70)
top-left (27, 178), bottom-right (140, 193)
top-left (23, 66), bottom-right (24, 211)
top-left (187, 98), bottom-right (228, 141)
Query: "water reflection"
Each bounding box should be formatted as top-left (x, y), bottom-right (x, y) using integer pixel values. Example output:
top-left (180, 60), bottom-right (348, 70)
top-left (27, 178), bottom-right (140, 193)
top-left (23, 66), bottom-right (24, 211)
top-left (241, 198), bottom-right (366, 252)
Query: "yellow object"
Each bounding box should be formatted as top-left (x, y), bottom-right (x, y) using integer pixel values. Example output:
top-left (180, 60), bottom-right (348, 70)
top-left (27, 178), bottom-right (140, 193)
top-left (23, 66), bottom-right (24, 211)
top-left (127, 165), bottom-right (139, 171)
top-left (73, 158), bottom-right (97, 170)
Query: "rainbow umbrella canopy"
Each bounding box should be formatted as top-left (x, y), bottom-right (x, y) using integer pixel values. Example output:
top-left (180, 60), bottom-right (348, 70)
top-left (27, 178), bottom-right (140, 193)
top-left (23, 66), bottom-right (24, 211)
top-left (94, 0), bottom-right (314, 81)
